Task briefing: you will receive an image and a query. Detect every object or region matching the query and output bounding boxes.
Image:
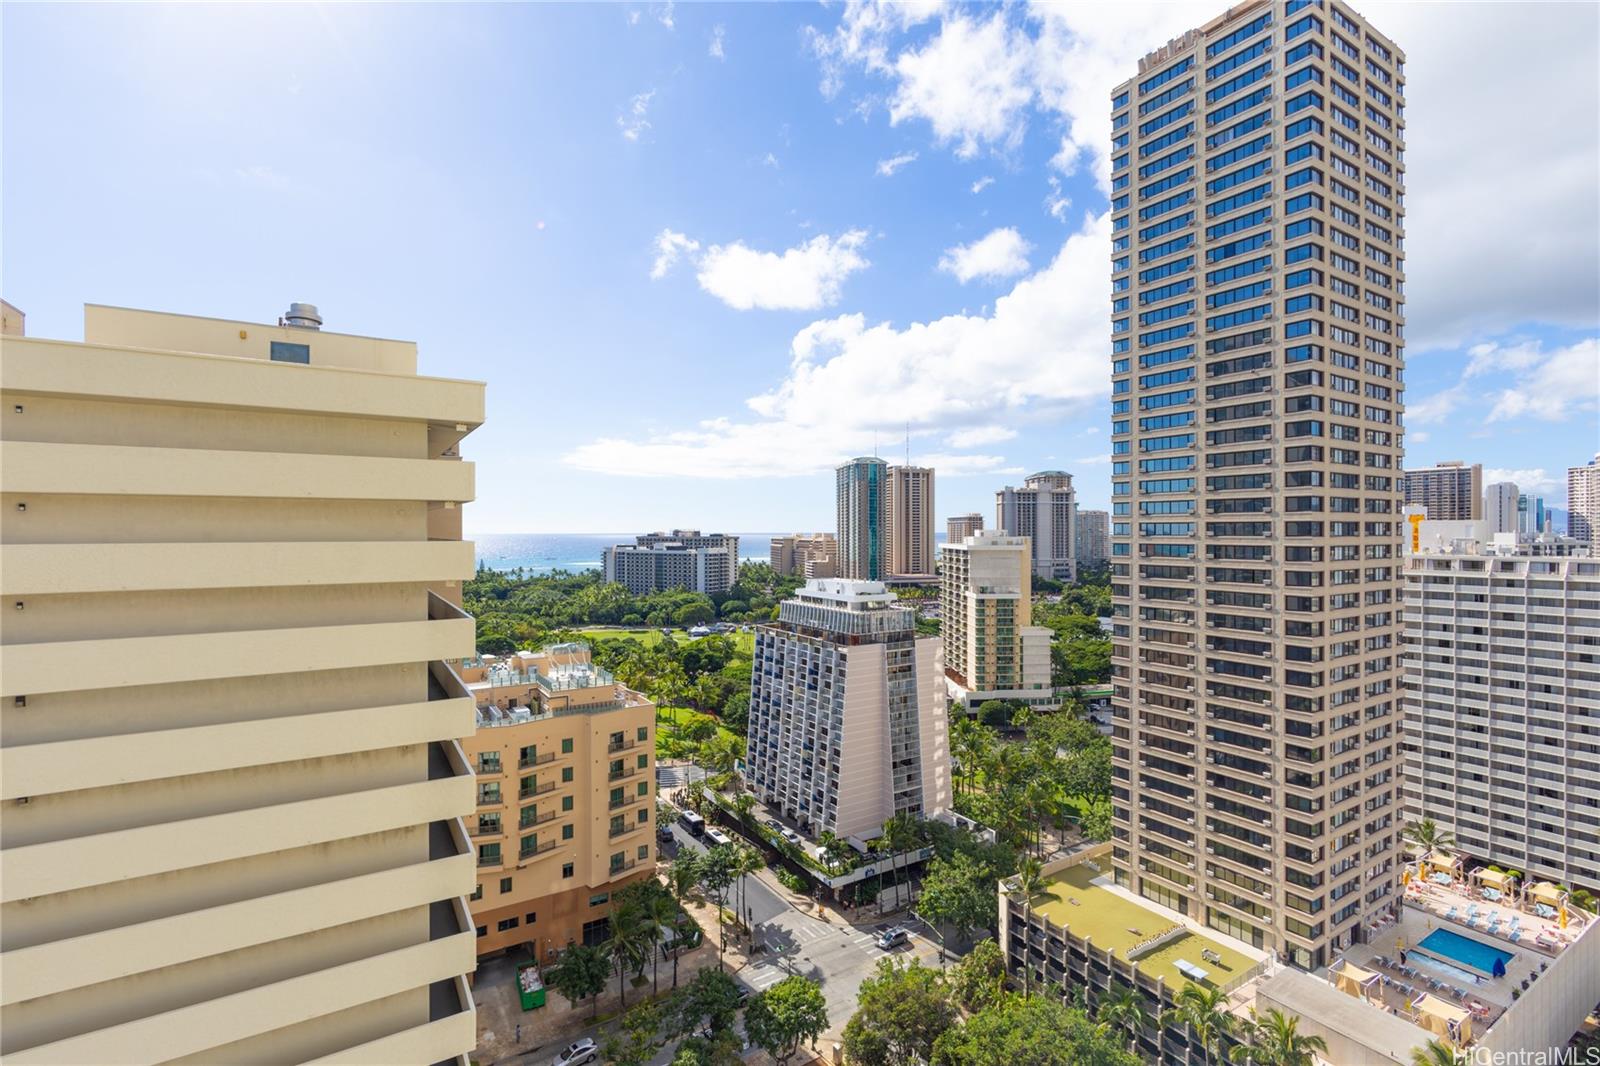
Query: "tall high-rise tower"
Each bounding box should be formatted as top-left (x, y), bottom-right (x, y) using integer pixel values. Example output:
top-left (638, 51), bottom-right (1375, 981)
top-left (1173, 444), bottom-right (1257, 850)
top-left (1402, 460), bottom-right (1482, 520)
top-left (1484, 481), bottom-right (1519, 535)
top-left (885, 465), bottom-right (936, 578)
top-left (1569, 454), bottom-right (1600, 542)
top-left (837, 456), bottom-right (888, 580)
top-left (995, 471), bottom-right (1078, 581)
top-left (1109, 1), bottom-right (1407, 972)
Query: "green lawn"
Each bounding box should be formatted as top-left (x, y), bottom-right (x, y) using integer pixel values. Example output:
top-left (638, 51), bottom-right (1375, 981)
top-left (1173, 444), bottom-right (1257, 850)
top-left (574, 626), bottom-right (756, 655)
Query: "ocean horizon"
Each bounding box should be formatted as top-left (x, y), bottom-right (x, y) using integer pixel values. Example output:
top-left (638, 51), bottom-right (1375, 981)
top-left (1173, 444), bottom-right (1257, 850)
top-left (471, 532), bottom-right (792, 574)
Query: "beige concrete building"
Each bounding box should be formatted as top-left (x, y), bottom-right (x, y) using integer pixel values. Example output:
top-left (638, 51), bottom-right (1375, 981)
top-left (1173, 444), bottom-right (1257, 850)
top-left (1075, 508), bottom-right (1111, 567)
top-left (770, 533), bottom-right (838, 579)
top-left (0, 303), bottom-right (483, 1062)
top-left (1399, 527), bottom-right (1600, 890)
top-left (745, 580), bottom-right (950, 839)
top-left (1110, 0), bottom-right (1407, 972)
top-left (1402, 460), bottom-right (1482, 521)
top-left (947, 513), bottom-right (984, 543)
top-left (457, 644), bottom-right (657, 959)
top-left (884, 464), bottom-right (936, 579)
top-left (1569, 454), bottom-right (1600, 543)
top-left (602, 530), bottom-right (738, 595)
top-left (940, 532), bottom-right (1055, 709)
top-left (996, 471), bottom-right (1077, 581)
top-left (1484, 481), bottom-right (1519, 535)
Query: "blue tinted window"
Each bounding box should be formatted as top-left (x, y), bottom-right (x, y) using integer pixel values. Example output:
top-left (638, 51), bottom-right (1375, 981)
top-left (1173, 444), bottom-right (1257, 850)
top-left (270, 341), bottom-right (310, 364)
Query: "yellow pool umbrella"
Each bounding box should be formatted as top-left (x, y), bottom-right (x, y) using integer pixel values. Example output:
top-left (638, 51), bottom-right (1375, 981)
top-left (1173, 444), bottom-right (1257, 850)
top-left (1560, 905), bottom-right (1569, 929)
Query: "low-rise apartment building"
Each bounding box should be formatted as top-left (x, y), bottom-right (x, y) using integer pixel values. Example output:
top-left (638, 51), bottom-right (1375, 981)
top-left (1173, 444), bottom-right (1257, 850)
top-left (458, 643), bottom-right (656, 959)
top-left (0, 302), bottom-right (482, 1063)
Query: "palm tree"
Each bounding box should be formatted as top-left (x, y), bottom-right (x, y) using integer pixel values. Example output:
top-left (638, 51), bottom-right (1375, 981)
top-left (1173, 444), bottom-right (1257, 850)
top-left (1162, 983), bottom-right (1234, 1065)
top-left (1411, 1040), bottom-right (1458, 1066)
top-left (1228, 1008), bottom-right (1328, 1066)
top-left (817, 830), bottom-right (848, 875)
top-left (642, 892), bottom-right (677, 995)
top-left (732, 792), bottom-right (758, 831)
top-left (608, 903), bottom-right (651, 1010)
top-left (1402, 817), bottom-right (1455, 857)
top-left (665, 854), bottom-right (703, 988)
top-left (729, 845), bottom-right (764, 943)
top-left (882, 813), bottom-right (919, 912)
top-left (1097, 981), bottom-right (1149, 1054)
top-left (1010, 857), bottom-right (1045, 998)
top-left (1023, 777), bottom-right (1053, 857)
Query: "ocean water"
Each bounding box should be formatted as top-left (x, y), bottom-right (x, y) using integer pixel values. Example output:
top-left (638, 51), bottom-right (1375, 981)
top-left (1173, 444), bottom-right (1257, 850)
top-left (472, 533), bottom-right (788, 575)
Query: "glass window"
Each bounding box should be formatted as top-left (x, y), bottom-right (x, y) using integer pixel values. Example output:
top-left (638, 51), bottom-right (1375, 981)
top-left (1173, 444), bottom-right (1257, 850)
top-left (500, 876), bottom-right (513, 893)
top-left (562, 863), bottom-right (575, 878)
top-left (561, 738), bottom-right (574, 754)
top-left (269, 341), bottom-right (310, 364)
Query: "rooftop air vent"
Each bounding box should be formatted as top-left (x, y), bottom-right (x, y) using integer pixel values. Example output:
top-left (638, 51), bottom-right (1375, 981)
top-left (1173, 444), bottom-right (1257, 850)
top-left (282, 302), bottom-right (322, 330)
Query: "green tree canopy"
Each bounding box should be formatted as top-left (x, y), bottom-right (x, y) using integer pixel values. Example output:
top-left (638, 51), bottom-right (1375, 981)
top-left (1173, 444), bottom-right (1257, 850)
top-left (932, 993), bottom-right (1138, 1066)
top-left (543, 943), bottom-right (610, 1019)
top-left (841, 958), bottom-right (957, 1066)
top-left (746, 976), bottom-right (829, 1065)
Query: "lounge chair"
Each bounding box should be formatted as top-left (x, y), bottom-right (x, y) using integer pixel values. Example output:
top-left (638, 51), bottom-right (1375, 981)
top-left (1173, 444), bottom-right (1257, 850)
top-left (1444, 906), bottom-right (1458, 920)
top-left (1510, 929), bottom-right (1522, 942)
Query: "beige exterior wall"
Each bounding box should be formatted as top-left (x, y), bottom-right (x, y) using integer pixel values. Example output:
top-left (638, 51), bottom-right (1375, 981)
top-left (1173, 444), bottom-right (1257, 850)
top-left (884, 465), bottom-right (936, 578)
top-left (0, 306), bottom-right (482, 1063)
top-left (1402, 461), bottom-right (1482, 521)
top-left (947, 513), bottom-right (984, 543)
top-left (1110, 0), bottom-right (1407, 973)
top-left (941, 533), bottom-right (1055, 707)
top-left (770, 533), bottom-right (838, 579)
top-left (457, 651), bottom-right (657, 960)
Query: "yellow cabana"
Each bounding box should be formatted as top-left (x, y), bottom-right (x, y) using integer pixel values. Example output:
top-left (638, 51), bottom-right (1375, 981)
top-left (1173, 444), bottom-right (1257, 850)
top-left (1332, 960), bottom-right (1382, 1000)
top-left (1529, 882), bottom-right (1566, 906)
top-left (1427, 851), bottom-right (1459, 874)
top-left (1415, 994), bottom-right (1473, 1046)
top-left (1477, 869), bottom-right (1514, 890)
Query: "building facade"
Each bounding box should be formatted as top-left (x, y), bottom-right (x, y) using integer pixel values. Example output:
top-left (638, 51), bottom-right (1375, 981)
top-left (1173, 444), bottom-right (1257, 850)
top-left (995, 471), bottom-right (1078, 582)
top-left (1399, 530), bottom-right (1600, 890)
top-left (947, 513), bottom-right (985, 543)
top-left (602, 530), bottom-right (739, 596)
top-left (0, 304), bottom-right (482, 1062)
top-left (940, 533), bottom-right (1056, 709)
top-left (1518, 493), bottom-right (1548, 536)
top-left (1569, 454), bottom-right (1600, 543)
top-left (458, 644), bottom-right (656, 959)
top-left (1402, 460), bottom-right (1482, 521)
top-left (1076, 508), bottom-right (1112, 567)
top-left (884, 464), bottom-right (936, 579)
top-left (1484, 481), bottom-right (1519, 535)
top-left (1109, 1), bottom-right (1408, 971)
top-left (770, 533), bottom-right (839, 579)
top-left (745, 580), bottom-right (951, 839)
top-left (837, 457), bottom-right (888, 581)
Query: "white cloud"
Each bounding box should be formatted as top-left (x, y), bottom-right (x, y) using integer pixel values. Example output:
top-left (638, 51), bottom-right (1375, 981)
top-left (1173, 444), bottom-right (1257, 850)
top-left (970, 176), bottom-right (994, 194)
top-left (655, 1), bottom-right (674, 29)
top-left (709, 24), bottom-right (726, 59)
top-left (627, 9), bottom-right (640, 26)
top-left (946, 425), bottom-right (1017, 448)
top-left (762, 152), bottom-right (780, 169)
top-left (1044, 175), bottom-right (1070, 221)
top-left (1484, 468), bottom-right (1561, 493)
top-left (1408, 430), bottom-right (1431, 444)
top-left (938, 227), bottom-right (1031, 283)
top-left (1073, 453), bottom-right (1111, 465)
top-left (887, 12), bottom-right (1034, 159)
top-left (235, 164), bottom-right (292, 190)
top-left (1406, 385), bottom-right (1467, 425)
top-left (652, 230), bottom-right (871, 311)
top-left (572, 213), bottom-right (1112, 478)
top-left (1485, 339), bottom-right (1600, 422)
top-left (618, 89), bottom-right (655, 141)
top-left (804, 3), bottom-right (1599, 345)
top-left (875, 151), bottom-right (918, 177)
top-left (650, 229), bottom-right (700, 280)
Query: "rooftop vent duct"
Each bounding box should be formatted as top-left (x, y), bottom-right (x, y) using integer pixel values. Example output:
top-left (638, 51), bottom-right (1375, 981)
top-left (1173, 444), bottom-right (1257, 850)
top-left (282, 302), bottom-right (322, 330)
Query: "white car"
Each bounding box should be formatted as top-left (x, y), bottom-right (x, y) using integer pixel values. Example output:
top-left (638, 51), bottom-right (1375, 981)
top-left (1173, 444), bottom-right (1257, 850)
top-left (553, 1038), bottom-right (598, 1066)
top-left (705, 827), bottom-right (732, 847)
top-left (780, 828), bottom-right (803, 846)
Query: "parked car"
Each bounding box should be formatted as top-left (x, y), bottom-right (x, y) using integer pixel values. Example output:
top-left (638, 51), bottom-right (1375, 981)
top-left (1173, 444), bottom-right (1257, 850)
top-left (876, 927), bottom-right (909, 950)
top-left (553, 1038), bottom-right (598, 1066)
top-left (705, 827), bottom-right (732, 847)
top-left (763, 818), bottom-right (783, 831)
top-left (780, 828), bottom-right (803, 846)
top-left (658, 822), bottom-right (676, 842)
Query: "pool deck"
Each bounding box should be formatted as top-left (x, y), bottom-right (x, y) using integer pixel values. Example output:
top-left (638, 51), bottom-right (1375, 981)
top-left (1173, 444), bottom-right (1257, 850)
top-left (1026, 861), bottom-right (1266, 993)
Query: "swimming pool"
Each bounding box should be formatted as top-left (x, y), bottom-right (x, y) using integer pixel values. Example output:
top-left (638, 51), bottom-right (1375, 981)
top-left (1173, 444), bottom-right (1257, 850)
top-left (1417, 928), bottom-right (1514, 977)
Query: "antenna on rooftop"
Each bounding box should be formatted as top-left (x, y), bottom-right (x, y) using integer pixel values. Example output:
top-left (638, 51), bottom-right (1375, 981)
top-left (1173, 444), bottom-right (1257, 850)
top-left (905, 422), bottom-right (910, 467)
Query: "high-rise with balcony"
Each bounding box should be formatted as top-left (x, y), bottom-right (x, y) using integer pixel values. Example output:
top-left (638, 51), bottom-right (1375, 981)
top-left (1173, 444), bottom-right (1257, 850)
top-left (947, 513), bottom-right (985, 543)
top-left (940, 532), bottom-right (1056, 709)
top-left (995, 471), bottom-right (1078, 581)
top-left (457, 643), bottom-right (656, 960)
top-left (1076, 508), bottom-right (1112, 567)
top-left (1402, 459), bottom-right (1481, 521)
top-left (1484, 481), bottom-right (1519, 535)
top-left (745, 580), bottom-right (950, 838)
top-left (1109, 1), bottom-right (1408, 971)
top-left (837, 456), bottom-right (888, 580)
top-left (602, 530), bottom-right (739, 596)
top-left (1398, 527), bottom-right (1600, 891)
top-left (0, 303), bottom-right (482, 1062)
top-left (1569, 454), bottom-right (1600, 543)
top-left (884, 464), bottom-right (936, 579)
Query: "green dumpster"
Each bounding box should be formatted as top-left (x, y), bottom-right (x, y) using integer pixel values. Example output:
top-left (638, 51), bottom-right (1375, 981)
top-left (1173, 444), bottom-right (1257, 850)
top-left (518, 964), bottom-right (546, 1010)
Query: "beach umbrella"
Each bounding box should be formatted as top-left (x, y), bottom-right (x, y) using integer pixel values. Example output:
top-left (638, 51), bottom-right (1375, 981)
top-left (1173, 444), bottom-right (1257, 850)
top-left (1491, 957), bottom-right (1506, 979)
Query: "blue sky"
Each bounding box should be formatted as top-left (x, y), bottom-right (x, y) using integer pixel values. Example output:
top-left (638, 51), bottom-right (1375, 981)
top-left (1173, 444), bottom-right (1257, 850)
top-left (5, 2), bottom-right (1597, 533)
